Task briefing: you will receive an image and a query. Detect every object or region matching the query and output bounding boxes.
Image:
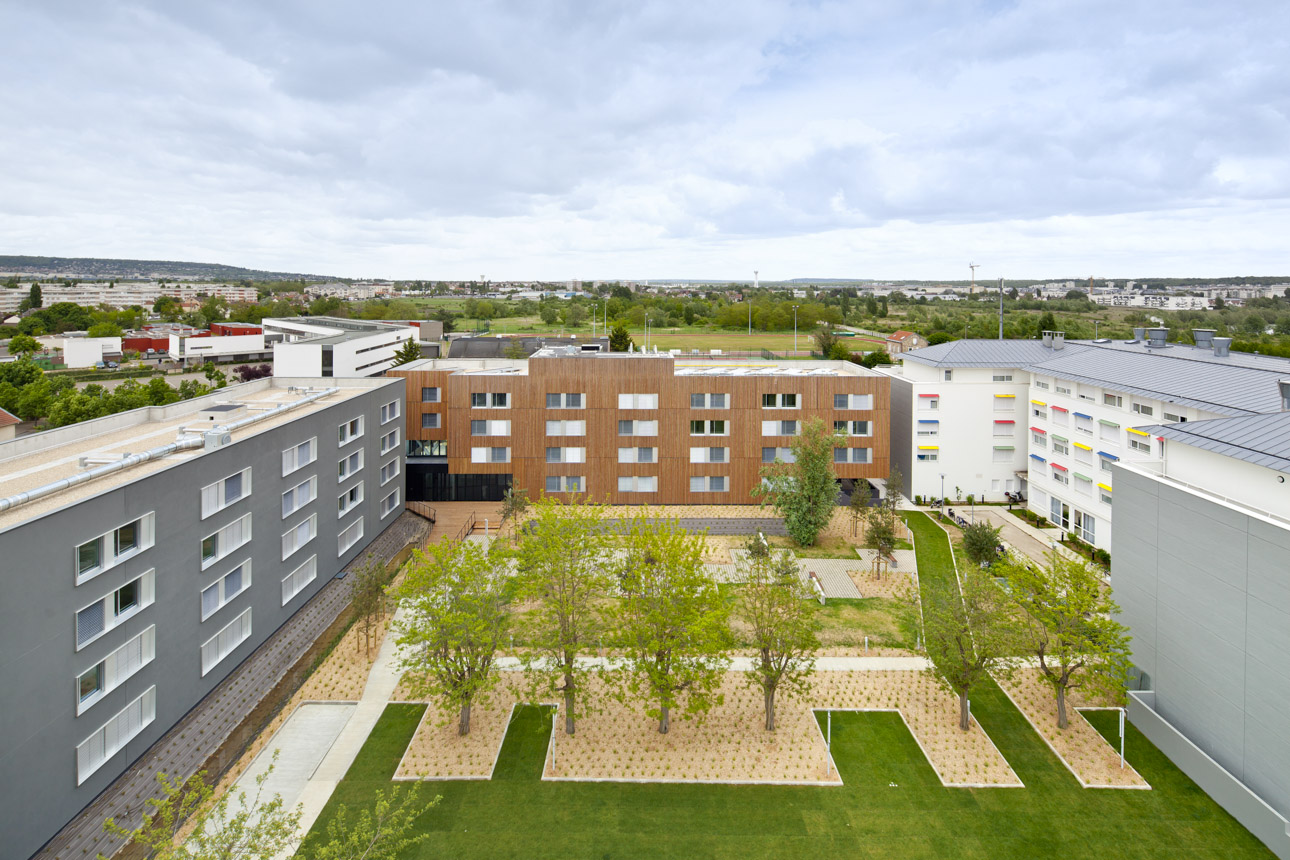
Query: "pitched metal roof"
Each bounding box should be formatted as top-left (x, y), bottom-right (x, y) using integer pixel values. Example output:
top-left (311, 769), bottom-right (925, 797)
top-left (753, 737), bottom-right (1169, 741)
top-left (1146, 412), bottom-right (1290, 473)
top-left (902, 339), bottom-right (1082, 368)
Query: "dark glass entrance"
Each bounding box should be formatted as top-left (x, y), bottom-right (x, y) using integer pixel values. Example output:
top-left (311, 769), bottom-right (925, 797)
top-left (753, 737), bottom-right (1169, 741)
top-left (406, 463), bottom-right (512, 502)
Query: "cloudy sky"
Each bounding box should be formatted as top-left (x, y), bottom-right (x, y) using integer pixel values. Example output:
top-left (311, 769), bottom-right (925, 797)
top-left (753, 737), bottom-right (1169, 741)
top-left (3, 1), bottom-right (1289, 280)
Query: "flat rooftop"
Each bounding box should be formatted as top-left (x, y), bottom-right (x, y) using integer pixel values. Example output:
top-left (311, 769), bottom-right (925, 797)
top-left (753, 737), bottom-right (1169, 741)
top-left (0, 377), bottom-right (399, 532)
top-left (395, 354), bottom-right (878, 378)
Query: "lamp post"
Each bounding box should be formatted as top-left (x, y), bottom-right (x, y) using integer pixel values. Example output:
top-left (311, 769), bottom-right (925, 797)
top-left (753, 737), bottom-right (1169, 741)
top-left (940, 473), bottom-right (946, 517)
top-left (793, 305), bottom-right (799, 354)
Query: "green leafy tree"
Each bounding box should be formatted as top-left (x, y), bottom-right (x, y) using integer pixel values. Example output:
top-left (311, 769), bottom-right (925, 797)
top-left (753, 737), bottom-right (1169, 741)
top-left (503, 339), bottom-right (527, 359)
top-left (349, 554), bottom-right (388, 659)
top-left (608, 321), bottom-right (633, 352)
top-left (613, 512), bottom-right (731, 733)
top-left (812, 325), bottom-right (840, 357)
top-left (28, 282), bottom-right (42, 309)
top-left (7, 333), bottom-right (41, 358)
top-left (752, 416), bottom-right (841, 546)
top-left (864, 465), bottom-right (904, 557)
top-left (153, 295), bottom-right (182, 319)
top-left (201, 361), bottom-right (227, 389)
top-left (737, 543), bottom-right (820, 730)
top-left (539, 304), bottom-right (559, 325)
top-left (514, 498), bottom-right (614, 735)
top-left (392, 338), bottom-right (422, 365)
top-left (87, 322), bottom-right (124, 338)
top-left (308, 784), bottom-right (439, 860)
top-left (923, 566), bottom-right (1021, 731)
top-left (1004, 549), bottom-right (1133, 729)
top-left (498, 486), bottom-right (530, 535)
top-left (393, 539), bottom-right (509, 735)
top-left (961, 521), bottom-right (1003, 567)
top-left (848, 478), bottom-right (870, 535)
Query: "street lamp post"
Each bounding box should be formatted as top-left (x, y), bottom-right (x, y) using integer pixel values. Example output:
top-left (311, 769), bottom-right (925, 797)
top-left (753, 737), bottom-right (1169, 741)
top-left (940, 473), bottom-right (946, 517)
top-left (793, 305), bottom-right (799, 354)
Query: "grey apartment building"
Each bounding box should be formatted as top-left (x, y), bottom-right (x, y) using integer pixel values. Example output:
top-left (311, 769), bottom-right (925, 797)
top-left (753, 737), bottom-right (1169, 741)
top-left (0, 376), bottom-right (406, 859)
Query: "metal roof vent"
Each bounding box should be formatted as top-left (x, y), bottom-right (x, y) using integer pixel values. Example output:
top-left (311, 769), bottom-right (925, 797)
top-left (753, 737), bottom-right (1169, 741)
top-left (204, 429), bottom-right (233, 451)
top-left (1052, 331), bottom-right (1065, 350)
top-left (1145, 327), bottom-right (1169, 348)
top-left (1192, 329), bottom-right (1216, 349)
top-left (1041, 330), bottom-right (1054, 348)
top-left (1281, 380), bottom-right (1290, 411)
top-left (1212, 337), bottom-right (1232, 357)
top-left (1133, 327), bottom-right (1146, 342)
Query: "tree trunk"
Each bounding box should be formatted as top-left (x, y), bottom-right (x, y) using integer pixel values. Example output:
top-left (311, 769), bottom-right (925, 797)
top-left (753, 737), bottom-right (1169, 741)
top-left (658, 704), bottom-right (670, 734)
top-left (1055, 685), bottom-right (1068, 730)
top-left (564, 686), bottom-right (576, 736)
top-left (764, 687), bottom-right (777, 732)
top-left (459, 701), bottom-right (472, 736)
top-left (959, 690), bottom-right (970, 731)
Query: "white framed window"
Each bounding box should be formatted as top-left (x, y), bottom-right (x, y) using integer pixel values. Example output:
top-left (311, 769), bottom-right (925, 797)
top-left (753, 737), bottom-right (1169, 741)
top-left (992, 447), bottom-right (1015, 463)
top-left (1074, 445), bottom-right (1093, 464)
top-left (689, 419), bottom-right (728, 436)
top-left (380, 458), bottom-right (401, 486)
top-left (201, 513), bottom-right (252, 570)
top-left (834, 393), bottom-right (875, 410)
top-left (1099, 421), bottom-right (1119, 442)
top-left (281, 555), bottom-right (317, 606)
top-left (546, 420), bottom-right (586, 436)
top-left (381, 488), bottom-right (401, 518)
top-left (1075, 413), bottom-right (1093, 435)
top-left (339, 517), bottom-right (365, 555)
top-left (690, 393), bottom-right (729, 409)
top-left (1129, 436), bottom-right (1152, 454)
top-left (1163, 411), bottom-right (1186, 423)
top-left (338, 449), bottom-right (364, 481)
top-left (689, 476), bottom-right (728, 493)
top-left (380, 428), bottom-right (399, 454)
top-left (1100, 455), bottom-right (1116, 473)
top-left (1103, 393), bottom-right (1123, 408)
top-left (1051, 408), bottom-right (1069, 427)
top-left (833, 420), bottom-right (872, 436)
top-left (761, 447), bottom-right (795, 463)
top-left (919, 395), bottom-right (939, 410)
top-left (618, 420), bottom-right (658, 436)
top-left (1075, 474), bottom-right (1093, 496)
top-left (994, 396), bottom-right (1014, 412)
top-left (282, 513), bottom-right (317, 560)
top-left (380, 400), bottom-right (401, 424)
top-left (200, 469), bottom-right (251, 519)
top-left (420, 387), bottom-right (441, 403)
top-left (1052, 467), bottom-right (1070, 486)
top-left (761, 420), bottom-right (799, 436)
top-left (546, 393), bottom-right (584, 409)
top-left (618, 393), bottom-right (659, 410)
top-left (1032, 430), bottom-right (1047, 447)
top-left (470, 446), bottom-right (511, 463)
top-left (762, 393), bottom-right (799, 409)
top-left (282, 475), bottom-right (318, 518)
top-left (993, 421), bottom-right (1015, 437)
top-left (689, 447), bottom-right (729, 463)
top-left (338, 416), bottom-right (364, 446)
top-left (421, 413), bottom-right (441, 429)
top-left (544, 475), bottom-right (584, 493)
top-left (282, 437), bottom-right (317, 477)
top-left (201, 561), bottom-right (251, 621)
top-left (617, 475), bottom-right (658, 493)
top-left (1032, 405), bottom-right (1048, 420)
top-left (200, 607), bottom-right (251, 676)
top-left (1132, 402), bottom-right (1154, 417)
top-left (993, 374), bottom-right (1014, 383)
top-left (546, 447), bottom-right (587, 463)
top-left (916, 451), bottom-right (939, 461)
top-left (76, 513), bottom-right (156, 584)
top-left (471, 392), bottom-right (510, 408)
top-left (76, 626), bottom-right (155, 716)
top-left (833, 447), bottom-right (873, 464)
top-left (917, 422), bottom-right (939, 437)
top-left (76, 570), bottom-right (156, 651)
top-left (1052, 437), bottom-right (1070, 456)
top-left (470, 420), bottom-right (511, 436)
top-left (338, 483), bottom-right (364, 516)
top-left (1055, 383), bottom-right (1072, 396)
top-left (1074, 509), bottom-right (1096, 543)
top-left (76, 685), bottom-right (156, 785)
top-left (1034, 379), bottom-right (1050, 390)
top-left (617, 447), bottom-right (657, 464)
top-left (1099, 485), bottom-right (1113, 505)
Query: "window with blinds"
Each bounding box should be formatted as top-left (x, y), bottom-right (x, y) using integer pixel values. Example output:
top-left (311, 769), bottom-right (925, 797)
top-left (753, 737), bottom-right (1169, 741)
top-left (282, 437), bottom-right (317, 477)
top-left (282, 514), bottom-right (317, 560)
top-left (380, 459), bottom-right (401, 486)
top-left (76, 686), bottom-right (156, 784)
top-left (77, 626), bottom-right (157, 715)
top-left (381, 489), bottom-right (401, 518)
top-left (200, 562), bottom-right (250, 621)
top-left (281, 556), bottom-right (317, 606)
top-left (76, 571), bottom-right (156, 651)
top-left (281, 475), bottom-right (317, 518)
top-left (201, 514), bottom-right (252, 570)
top-left (200, 468), bottom-right (251, 519)
top-left (339, 518), bottom-right (365, 555)
top-left (200, 608), bottom-right (252, 676)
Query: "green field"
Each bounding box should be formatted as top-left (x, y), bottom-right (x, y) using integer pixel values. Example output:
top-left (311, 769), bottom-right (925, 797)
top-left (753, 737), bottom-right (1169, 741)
top-left (301, 514), bottom-right (1273, 859)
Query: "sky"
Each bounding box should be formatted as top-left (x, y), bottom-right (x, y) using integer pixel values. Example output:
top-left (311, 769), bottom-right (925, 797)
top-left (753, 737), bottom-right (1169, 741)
top-left (2, 0), bottom-right (1289, 281)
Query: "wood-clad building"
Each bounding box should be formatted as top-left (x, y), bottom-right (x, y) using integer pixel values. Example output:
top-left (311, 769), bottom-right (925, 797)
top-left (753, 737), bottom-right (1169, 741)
top-left (387, 347), bottom-right (889, 504)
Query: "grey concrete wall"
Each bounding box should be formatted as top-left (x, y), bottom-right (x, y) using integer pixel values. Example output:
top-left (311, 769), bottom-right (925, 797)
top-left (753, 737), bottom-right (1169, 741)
top-left (1114, 464), bottom-right (1290, 829)
top-left (0, 378), bottom-right (405, 860)
top-left (888, 373), bottom-right (913, 496)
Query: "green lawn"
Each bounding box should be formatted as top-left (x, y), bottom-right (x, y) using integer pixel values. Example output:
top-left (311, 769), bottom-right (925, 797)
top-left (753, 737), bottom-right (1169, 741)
top-left (301, 513), bottom-right (1273, 859)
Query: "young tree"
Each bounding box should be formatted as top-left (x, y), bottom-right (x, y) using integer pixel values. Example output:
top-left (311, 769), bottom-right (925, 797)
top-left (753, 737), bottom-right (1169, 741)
top-left (201, 362), bottom-right (227, 389)
top-left (961, 520), bottom-right (1003, 568)
top-left (613, 513), bottom-right (731, 733)
top-left (738, 543), bottom-right (820, 730)
top-left (608, 321), bottom-right (633, 352)
top-left (7, 333), bottom-right (41, 358)
top-left (498, 486), bottom-right (530, 536)
top-left (349, 554), bottom-right (388, 658)
top-left (864, 465), bottom-right (904, 558)
top-left (848, 478), bottom-right (870, 536)
top-left (503, 339), bottom-right (527, 359)
top-left (923, 566), bottom-right (1021, 731)
top-left (514, 499), bottom-right (614, 735)
top-left (393, 539), bottom-right (510, 735)
top-left (1005, 549), bottom-right (1132, 729)
top-left (309, 783), bottom-right (440, 860)
top-left (392, 338), bottom-right (422, 365)
top-left (751, 416), bottom-right (841, 546)
top-left (28, 282), bottom-right (42, 309)
top-left (812, 325), bottom-right (840, 357)
top-left (101, 757), bottom-right (300, 860)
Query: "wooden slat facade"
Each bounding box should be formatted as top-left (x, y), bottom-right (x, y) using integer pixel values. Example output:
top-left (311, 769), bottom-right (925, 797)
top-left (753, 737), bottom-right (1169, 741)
top-left (389, 353), bottom-right (890, 504)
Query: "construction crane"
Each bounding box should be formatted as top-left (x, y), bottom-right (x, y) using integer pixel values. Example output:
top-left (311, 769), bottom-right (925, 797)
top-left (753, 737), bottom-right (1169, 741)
top-left (969, 262), bottom-right (980, 294)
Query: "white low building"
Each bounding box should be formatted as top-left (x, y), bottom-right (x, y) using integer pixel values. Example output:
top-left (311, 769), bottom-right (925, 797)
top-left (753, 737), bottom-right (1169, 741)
top-left (62, 336), bottom-right (122, 368)
top-left (263, 317), bottom-right (417, 378)
top-left (168, 333), bottom-right (269, 366)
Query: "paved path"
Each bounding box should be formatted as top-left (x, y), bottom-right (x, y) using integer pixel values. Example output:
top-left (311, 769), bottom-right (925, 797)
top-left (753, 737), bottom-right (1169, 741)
top-left (969, 508), bottom-right (1082, 567)
top-left (796, 559), bottom-right (863, 599)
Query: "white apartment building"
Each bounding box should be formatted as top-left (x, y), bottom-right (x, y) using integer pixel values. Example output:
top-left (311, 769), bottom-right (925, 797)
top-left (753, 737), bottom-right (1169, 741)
top-left (263, 317), bottom-right (418, 378)
top-left (882, 328), bottom-right (1290, 553)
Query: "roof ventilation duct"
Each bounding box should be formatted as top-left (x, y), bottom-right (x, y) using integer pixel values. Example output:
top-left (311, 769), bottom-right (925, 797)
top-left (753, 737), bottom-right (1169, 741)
top-left (1052, 331), bottom-right (1065, 350)
top-left (1133, 327), bottom-right (1146, 342)
top-left (1281, 380), bottom-right (1290, 412)
top-left (1212, 337), bottom-right (1232, 357)
top-left (1145, 327), bottom-right (1169, 348)
top-left (1041, 331), bottom-right (1054, 348)
top-left (1191, 329), bottom-right (1216, 349)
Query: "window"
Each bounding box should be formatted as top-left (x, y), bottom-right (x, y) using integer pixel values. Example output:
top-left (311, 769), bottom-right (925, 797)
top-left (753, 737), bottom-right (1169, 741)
top-left (618, 447), bottom-right (657, 464)
top-left (762, 420), bottom-right (799, 436)
top-left (993, 421), bottom-right (1014, 437)
top-left (76, 626), bottom-right (155, 715)
top-left (689, 447), bottom-right (729, 463)
top-left (339, 517), bottom-right (365, 555)
top-left (1132, 402), bottom-right (1154, 417)
top-left (201, 607), bottom-right (251, 676)
top-left (1074, 444), bottom-right (1093, 464)
top-left (916, 422), bottom-right (939, 437)
top-left (993, 447), bottom-right (1015, 463)
top-left (1129, 436), bottom-right (1152, 454)
top-left (381, 489), bottom-right (400, 518)
top-left (1075, 413), bottom-right (1093, 435)
top-left (380, 459), bottom-right (401, 486)
top-left (546, 393), bottom-right (584, 409)
top-left (282, 556), bottom-right (317, 605)
top-left (944, 370), bottom-right (953, 381)
top-left (282, 437), bottom-right (317, 476)
top-left (380, 429), bottom-right (399, 454)
top-left (1074, 509), bottom-right (1095, 543)
top-left (471, 392), bottom-right (510, 408)
top-left (1075, 474), bottom-right (1093, 496)
top-left (546, 447), bottom-right (586, 463)
top-left (833, 447), bottom-right (872, 464)
top-left (1049, 498), bottom-right (1070, 530)
top-left (273, 477), bottom-right (314, 520)
top-left (833, 420), bottom-right (871, 436)
top-left (544, 475), bottom-right (584, 493)
top-left (338, 449), bottom-right (364, 481)
top-left (338, 483), bottom-right (364, 516)
top-left (1052, 467), bottom-right (1069, 486)
top-left (1055, 383), bottom-right (1071, 395)
top-left (1100, 455), bottom-right (1116, 473)
top-left (617, 476), bottom-right (658, 493)
top-left (991, 374), bottom-right (1012, 382)
top-left (1099, 485), bottom-right (1113, 505)
top-left (76, 570), bottom-right (155, 650)
top-left (833, 393), bottom-right (874, 410)
top-left (618, 420), bottom-right (658, 436)
top-left (76, 686), bottom-right (156, 784)
top-left (689, 419), bottom-right (728, 436)
top-left (618, 393), bottom-right (659, 410)
top-left (762, 393), bottom-right (799, 408)
top-left (1051, 408), bottom-right (1068, 427)
top-left (470, 419), bottom-right (511, 436)
top-left (75, 514), bottom-right (156, 583)
top-left (919, 395), bottom-right (939, 410)
top-left (1034, 380), bottom-right (1050, 390)
top-left (761, 447), bottom-right (795, 463)
top-left (200, 469), bottom-right (251, 519)
top-left (420, 387), bottom-right (440, 403)
top-left (1163, 411), bottom-right (1185, 423)
top-left (1103, 393), bottom-right (1123, 408)
top-left (338, 416), bottom-right (364, 445)
top-left (1052, 437), bottom-right (1070, 456)
top-left (201, 514), bottom-right (252, 569)
top-left (546, 420), bottom-right (586, 436)
top-left (1032, 405), bottom-right (1048, 420)
top-left (471, 447), bottom-right (511, 463)
top-left (281, 513), bottom-right (317, 560)
top-left (689, 476), bottom-right (728, 493)
top-left (1099, 421), bottom-right (1119, 442)
top-left (916, 451), bottom-right (939, 461)
top-left (201, 562), bottom-right (251, 621)
top-left (994, 395), bottom-right (1014, 412)
top-left (691, 393), bottom-right (728, 409)
top-left (421, 413), bottom-right (441, 429)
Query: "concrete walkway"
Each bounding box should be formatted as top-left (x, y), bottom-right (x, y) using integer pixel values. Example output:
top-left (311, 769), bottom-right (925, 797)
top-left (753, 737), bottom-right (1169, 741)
top-left (970, 507), bottom-right (1082, 567)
